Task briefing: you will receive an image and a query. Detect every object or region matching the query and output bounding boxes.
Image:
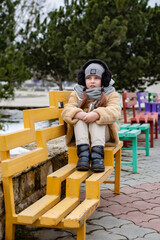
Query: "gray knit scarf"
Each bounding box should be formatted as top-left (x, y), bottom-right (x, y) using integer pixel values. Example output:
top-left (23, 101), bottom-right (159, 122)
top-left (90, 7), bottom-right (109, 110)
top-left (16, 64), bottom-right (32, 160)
top-left (74, 79), bottom-right (115, 110)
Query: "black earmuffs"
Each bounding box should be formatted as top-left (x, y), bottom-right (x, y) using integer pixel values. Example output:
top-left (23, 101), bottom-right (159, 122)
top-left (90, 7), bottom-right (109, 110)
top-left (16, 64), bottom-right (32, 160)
top-left (77, 59), bottom-right (112, 87)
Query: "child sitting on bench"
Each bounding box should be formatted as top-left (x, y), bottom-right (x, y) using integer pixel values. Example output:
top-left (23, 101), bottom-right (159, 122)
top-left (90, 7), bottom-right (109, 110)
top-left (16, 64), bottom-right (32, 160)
top-left (62, 59), bottom-right (121, 172)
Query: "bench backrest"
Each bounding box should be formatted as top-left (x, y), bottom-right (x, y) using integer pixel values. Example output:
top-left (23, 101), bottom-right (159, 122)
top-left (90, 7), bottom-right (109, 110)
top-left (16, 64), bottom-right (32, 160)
top-left (0, 91), bottom-right (72, 178)
top-left (122, 92), bottom-right (137, 123)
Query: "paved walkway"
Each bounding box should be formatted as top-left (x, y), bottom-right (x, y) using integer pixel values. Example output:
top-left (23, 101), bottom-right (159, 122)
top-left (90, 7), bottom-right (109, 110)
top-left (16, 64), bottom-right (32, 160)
top-left (15, 138), bottom-right (160, 240)
top-left (0, 90), bottom-right (49, 108)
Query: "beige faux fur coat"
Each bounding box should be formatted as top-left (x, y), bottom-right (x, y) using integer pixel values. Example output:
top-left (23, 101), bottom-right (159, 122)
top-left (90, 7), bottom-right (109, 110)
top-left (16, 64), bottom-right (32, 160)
top-left (61, 91), bottom-right (121, 146)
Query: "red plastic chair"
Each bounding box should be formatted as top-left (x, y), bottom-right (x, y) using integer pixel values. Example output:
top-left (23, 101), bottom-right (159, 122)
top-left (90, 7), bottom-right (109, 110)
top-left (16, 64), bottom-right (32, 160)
top-left (122, 92), bottom-right (158, 147)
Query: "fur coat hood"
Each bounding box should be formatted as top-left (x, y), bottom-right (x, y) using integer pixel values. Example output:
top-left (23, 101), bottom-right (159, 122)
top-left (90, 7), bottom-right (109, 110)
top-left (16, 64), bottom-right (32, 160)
top-left (61, 91), bottom-right (121, 147)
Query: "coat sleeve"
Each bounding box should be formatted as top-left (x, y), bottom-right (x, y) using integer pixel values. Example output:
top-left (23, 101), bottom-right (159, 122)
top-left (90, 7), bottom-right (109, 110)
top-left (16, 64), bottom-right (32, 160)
top-left (61, 91), bottom-right (83, 125)
top-left (93, 92), bottom-right (121, 125)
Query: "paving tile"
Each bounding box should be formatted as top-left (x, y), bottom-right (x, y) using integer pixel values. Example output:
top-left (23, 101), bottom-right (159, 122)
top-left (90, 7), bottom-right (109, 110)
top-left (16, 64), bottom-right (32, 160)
top-left (111, 222), bottom-right (154, 239)
top-left (125, 200), bottom-right (159, 211)
top-left (100, 189), bottom-right (116, 198)
top-left (139, 218), bottom-right (160, 233)
top-left (119, 211), bottom-right (156, 224)
top-left (99, 198), bottom-right (115, 207)
top-left (105, 194), bottom-right (143, 205)
top-left (88, 214), bottom-right (131, 229)
top-left (129, 191), bottom-right (159, 200)
top-left (120, 186), bottom-right (144, 195)
top-left (133, 183), bottom-right (160, 191)
top-left (147, 196), bottom-right (160, 205)
top-left (144, 206), bottom-right (160, 216)
top-left (101, 204), bottom-right (137, 216)
top-left (87, 230), bottom-right (128, 240)
top-left (136, 232), bottom-right (160, 240)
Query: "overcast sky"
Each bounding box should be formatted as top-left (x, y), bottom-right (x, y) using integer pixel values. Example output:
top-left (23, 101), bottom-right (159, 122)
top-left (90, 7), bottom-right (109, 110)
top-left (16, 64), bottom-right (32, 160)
top-left (44, 0), bottom-right (160, 12)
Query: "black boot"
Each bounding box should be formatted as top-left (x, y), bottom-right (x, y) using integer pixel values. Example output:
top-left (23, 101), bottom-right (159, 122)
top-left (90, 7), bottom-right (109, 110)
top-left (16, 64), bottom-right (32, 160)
top-left (76, 144), bottom-right (90, 171)
top-left (91, 145), bottom-right (105, 172)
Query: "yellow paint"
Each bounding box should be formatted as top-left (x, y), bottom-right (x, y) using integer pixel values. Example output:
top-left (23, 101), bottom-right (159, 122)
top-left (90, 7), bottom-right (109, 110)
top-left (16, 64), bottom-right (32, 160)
top-left (63, 199), bottom-right (100, 228)
top-left (17, 195), bottom-right (60, 224)
top-left (68, 147), bottom-right (78, 164)
top-left (0, 91), bottom-right (122, 240)
top-left (1, 148), bottom-right (47, 178)
top-left (40, 197), bottom-right (79, 226)
top-left (77, 222), bottom-right (86, 240)
top-left (66, 170), bottom-right (91, 198)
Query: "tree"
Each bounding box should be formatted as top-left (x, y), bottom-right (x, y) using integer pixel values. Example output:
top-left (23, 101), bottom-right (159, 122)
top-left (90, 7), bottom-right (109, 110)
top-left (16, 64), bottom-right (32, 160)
top-left (0, 45), bottom-right (30, 99)
top-left (18, 4), bottom-right (72, 90)
top-left (64, 0), bottom-right (159, 91)
top-left (0, 0), bottom-right (30, 100)
top-left (144, 4), bottom-right (160, 86)
top-left (17, 0), bottom-right (160, 91)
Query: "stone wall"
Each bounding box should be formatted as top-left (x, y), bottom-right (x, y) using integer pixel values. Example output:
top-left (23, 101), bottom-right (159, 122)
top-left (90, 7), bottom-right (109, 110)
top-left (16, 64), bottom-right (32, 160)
top-left (0, 150), bottom-right (68, 240)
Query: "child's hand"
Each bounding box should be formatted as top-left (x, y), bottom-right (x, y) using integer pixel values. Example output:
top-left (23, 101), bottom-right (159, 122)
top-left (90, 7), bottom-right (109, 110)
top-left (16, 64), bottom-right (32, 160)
top-left (83, 112), bottom-right (100, 123)
top-left (74, 111), bottom-right (87, 120)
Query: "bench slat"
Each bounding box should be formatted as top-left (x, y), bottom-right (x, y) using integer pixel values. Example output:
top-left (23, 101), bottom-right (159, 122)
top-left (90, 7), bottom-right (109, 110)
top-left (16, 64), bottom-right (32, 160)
top-left (129, 124), bottom-right (141, 129)
top-left (17, 195), bottom-right (60, 224)
top-left (86, 166), bottom-right (113, 199)
top-left (63, 199), bottom-right (100, 228)
top-left (40, 197), bottom-right (79, 226)
top-left (0, 129), bottom-right (35, 151)
top-left (47, 164), bottom-right (76, 181)
top-left (128, 129), bottom-right (141, 137)
top-left (118, 129), bottom-right (129, 137)
top-left (1, 148), bottom-right (47, 178)
top-left (119, 124), bottom-right (131, 129)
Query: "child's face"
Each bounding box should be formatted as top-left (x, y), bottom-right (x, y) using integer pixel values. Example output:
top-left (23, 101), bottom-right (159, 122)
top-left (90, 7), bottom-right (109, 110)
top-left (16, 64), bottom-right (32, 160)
top-left (85, 75), bottom-right (101, 89)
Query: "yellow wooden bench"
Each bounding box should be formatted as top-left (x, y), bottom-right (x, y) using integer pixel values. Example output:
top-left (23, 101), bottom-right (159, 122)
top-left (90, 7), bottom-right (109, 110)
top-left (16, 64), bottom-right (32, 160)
top-left (0, 90), bottom-right (123, 240)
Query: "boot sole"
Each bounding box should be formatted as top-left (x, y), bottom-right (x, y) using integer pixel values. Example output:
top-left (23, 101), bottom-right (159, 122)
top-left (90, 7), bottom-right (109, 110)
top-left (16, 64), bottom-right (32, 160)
top-left (91, 168), bottom-right (105, 173)
top-left (76, 166), bottom-right (90, 171)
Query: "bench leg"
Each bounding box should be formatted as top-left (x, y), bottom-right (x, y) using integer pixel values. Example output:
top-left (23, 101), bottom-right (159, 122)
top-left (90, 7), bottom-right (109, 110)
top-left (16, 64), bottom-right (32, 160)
top-left (114, 149), bottom-right (121, 194)
top-left (145, 128), bottom-right (150, 156)
top-left (155, 121), bottom-right (158, 139)
top-left (5, 221), bottom-right (15, 240)
top-left (77, 222), bottom-right (86, 240)
top-left (150, 122), bottom-right (154, 147)
top-left (132, 137), bottom-right (137, 173)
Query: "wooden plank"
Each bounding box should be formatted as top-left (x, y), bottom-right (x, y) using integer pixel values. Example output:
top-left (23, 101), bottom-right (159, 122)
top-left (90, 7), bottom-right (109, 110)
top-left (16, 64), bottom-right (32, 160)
top-left (40, 197), bottom-right (80, 226)
top-left (139, 123), bottom-right (150, 130)
top-left (17, 195), bottom-right (60, 224)
top-left (119, 124), bottom-right (131, 129)
top-left (0, 128), bottom-right (35, 151)
top-left (49, 91), bottom-right (72, 107)
top-left (63, 199), bottom-right (100, 228)
top-left (105, 141), bottom-right (123, 155)
top-left (36, 124), bottom-right (66, 142)
top-left (47, 164), bottom-right (76, 195)
top-left (128, 130), bottom-right (141, 137)
top-left (86, 166), bottom-right (113, 183)
top-left (86, 166), bottom-right (113, 199)
top-left (129, 124), bottom-right (141, 130)
top-left (47, 164), bottom-right (76, 181)
top-left (66, 170), bottom-right (92, 198)
top-left (118, 129), bottom-right (129, 137)
top-left (68, 146), bottom-right (78, 164)
top-left (26, 107), bottom-right (59, 122)
top-left (1, 148), bottom-right (47, 177)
